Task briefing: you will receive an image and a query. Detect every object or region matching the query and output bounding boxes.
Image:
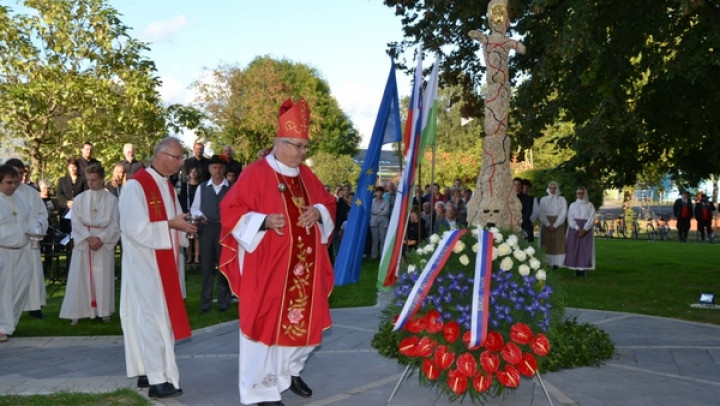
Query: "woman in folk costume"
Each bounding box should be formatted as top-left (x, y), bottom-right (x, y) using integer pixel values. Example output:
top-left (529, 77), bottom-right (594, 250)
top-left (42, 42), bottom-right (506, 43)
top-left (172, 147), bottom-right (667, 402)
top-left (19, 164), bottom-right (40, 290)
top-left (60, 165), bottom-right (120, 324)
top-left (563, 187), bottom-right (595, 276)
top-left (538, 181), bottom-right (568, 268)
top-left (219, 97), bottom-right (336, 406)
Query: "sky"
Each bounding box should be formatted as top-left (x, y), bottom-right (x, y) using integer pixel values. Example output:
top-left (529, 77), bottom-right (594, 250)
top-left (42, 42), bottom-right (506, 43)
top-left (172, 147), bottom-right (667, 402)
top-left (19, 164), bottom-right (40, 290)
top-left (106, 0), bottom-right (414, 149)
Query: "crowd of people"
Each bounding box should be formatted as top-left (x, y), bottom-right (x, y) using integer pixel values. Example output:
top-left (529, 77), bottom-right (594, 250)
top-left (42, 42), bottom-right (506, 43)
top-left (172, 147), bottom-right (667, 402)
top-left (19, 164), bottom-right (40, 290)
top-left (2, 101), bottom-right (716, 404)
top-left (0, 97), bottom-right (337, 406)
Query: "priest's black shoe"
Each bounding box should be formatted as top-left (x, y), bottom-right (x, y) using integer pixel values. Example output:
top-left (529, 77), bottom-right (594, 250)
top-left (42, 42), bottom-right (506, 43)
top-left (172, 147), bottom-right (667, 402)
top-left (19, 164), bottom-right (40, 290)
top-left (290, 376), bottom-right (312, 397)
top-left (148, 382), bottom-right (183, 398)
top-left (257, 401), bottom-right (285, 406)
top-left (136, 375), bottom-right (149, 388)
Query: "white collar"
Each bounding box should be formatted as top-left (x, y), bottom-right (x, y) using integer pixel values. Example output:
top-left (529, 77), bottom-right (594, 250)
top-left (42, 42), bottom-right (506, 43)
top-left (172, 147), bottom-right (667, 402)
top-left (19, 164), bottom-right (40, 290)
top-left (266, 153), bottom-right (299, 176)
top-left (205, 178), bottom-right (229, 187)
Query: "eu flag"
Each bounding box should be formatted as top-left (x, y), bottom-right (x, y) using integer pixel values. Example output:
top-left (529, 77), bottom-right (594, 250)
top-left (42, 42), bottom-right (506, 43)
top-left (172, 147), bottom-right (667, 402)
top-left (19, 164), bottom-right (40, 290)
top-left (333, 59), bottom-right (401, 286)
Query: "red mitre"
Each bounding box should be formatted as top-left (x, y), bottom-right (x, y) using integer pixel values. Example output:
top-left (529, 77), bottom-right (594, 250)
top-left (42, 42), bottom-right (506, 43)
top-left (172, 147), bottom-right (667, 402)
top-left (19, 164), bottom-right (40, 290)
top-left (277, 97), bottom-right (310, 140)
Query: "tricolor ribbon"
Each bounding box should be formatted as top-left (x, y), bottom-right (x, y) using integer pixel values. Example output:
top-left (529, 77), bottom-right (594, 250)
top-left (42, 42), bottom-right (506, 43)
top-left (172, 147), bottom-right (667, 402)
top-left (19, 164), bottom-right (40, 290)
top-left (470, 229), bottom-right (494, 348)
top-left (393, 229), bottom-right (467, 332)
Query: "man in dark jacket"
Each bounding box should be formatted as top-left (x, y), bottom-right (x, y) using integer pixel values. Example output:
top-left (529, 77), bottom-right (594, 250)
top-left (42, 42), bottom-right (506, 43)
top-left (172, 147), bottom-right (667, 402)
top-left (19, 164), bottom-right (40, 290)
top-left (694, 192), bottom-right (715, 243)
top-left (673, 190), bottom-right (694, 242)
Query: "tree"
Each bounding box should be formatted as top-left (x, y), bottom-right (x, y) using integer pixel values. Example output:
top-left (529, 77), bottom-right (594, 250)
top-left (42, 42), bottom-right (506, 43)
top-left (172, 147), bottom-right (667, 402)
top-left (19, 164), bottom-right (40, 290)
top-left (307, 151), bottom-right (360, 189)
top-left (384, 0), bottom-right (720, 188)
top-left (193, 56), bottom-right (360, 164)
top-left (0, 0), bottom-right (183, 179)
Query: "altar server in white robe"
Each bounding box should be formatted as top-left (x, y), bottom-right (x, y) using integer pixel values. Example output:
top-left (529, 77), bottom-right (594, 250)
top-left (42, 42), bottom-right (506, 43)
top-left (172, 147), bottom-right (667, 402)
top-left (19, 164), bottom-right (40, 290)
top-left (60, 165), bottom-right (120, 324)
top-left (5, 159), bottom-right (48, 319)
top-left (0, 165), bottom-right (33, 342)
top-left (119, 137), bottom-right (196, 399)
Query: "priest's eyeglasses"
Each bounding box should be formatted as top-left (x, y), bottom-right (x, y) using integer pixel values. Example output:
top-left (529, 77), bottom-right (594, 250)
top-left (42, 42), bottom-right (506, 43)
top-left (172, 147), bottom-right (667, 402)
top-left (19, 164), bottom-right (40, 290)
top-left (281, 140), bottom-right (309, 151)
top-left (162, 151), bottom-right (184, 161)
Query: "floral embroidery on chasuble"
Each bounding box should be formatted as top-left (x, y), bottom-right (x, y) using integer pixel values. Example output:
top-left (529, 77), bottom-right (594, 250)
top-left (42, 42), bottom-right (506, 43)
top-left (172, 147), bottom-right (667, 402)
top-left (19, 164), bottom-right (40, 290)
top-left (276, 174), bottom-right (318, 346)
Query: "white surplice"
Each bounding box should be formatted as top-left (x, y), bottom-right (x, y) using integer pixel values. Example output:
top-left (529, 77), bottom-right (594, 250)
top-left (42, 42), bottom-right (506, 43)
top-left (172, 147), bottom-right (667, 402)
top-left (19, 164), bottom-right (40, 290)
top-left (119, 168), bottom-right (187, 388)
top-left (0, 190), bottom-right (32, 335)
top-left (14, 183), bottom-right (49, 312)
top-left (59, 189), bottom-right (120, 320)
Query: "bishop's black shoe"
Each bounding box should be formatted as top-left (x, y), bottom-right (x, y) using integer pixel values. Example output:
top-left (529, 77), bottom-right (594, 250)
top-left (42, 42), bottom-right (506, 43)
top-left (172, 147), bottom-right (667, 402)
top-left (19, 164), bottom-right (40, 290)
top-left (148, 382), bottom-right (183, 398)
top-left (136, 375), bottom-right (149, 388)
top-left (257, 402), bottom-right (285, 406)
top-left (290, 376), bottom-right (312, 398)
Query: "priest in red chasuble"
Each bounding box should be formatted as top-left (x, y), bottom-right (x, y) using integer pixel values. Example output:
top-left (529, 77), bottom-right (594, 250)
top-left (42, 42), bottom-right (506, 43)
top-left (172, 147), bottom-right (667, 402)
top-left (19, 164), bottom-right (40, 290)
top-left (219, 97), bottom-right (336, 406)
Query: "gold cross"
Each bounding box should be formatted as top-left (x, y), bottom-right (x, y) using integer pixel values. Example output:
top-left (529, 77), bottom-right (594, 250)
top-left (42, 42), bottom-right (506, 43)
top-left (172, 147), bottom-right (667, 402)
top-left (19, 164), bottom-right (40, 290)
top-left (148, 192), bottom-right (164, 218)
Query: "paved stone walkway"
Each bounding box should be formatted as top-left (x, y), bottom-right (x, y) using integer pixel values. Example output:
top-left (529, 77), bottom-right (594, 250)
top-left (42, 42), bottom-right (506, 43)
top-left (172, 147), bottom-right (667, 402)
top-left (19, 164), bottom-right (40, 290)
top-left (1, 306), bottom-right (719, 405)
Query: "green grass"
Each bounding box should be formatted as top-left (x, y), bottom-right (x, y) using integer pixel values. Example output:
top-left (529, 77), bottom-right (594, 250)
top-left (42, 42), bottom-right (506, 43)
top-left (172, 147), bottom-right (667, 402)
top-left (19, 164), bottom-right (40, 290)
top-left (329, 257), bottom-right (380, 308)
top-left (555, 238), bottom-right (720, 325)
top-left (13, 262), bottom-right (239, 337)
top-left (0, 389), bottom-right (149, 405)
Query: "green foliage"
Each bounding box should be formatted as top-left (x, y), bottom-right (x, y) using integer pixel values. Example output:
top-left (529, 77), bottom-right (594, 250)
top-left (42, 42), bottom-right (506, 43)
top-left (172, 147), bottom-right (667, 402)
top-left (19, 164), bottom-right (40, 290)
top-left (193, 56), bottom-right (360, 164)
top-left (0, 389), bottom-right (149, 406)
top-left (385, 0), bottom-right (720, 187)
top-left (371, 319), bottom-right (401, 359)
top-left (372, 316), bottom-right (615, 375)
top-left (308, 151), bottom-right (360, 189)
top-left (540, 318), bottom-right (615, 372)
top-left (417, 143), bottom-right (483, 188)
top-left (0, 0), bottom-right (196, 180)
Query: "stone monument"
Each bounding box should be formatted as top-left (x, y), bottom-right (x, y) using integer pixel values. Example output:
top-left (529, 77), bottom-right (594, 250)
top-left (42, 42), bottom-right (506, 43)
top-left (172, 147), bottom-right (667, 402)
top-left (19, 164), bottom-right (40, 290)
top-left (465, 0), bottom-right (525, 230)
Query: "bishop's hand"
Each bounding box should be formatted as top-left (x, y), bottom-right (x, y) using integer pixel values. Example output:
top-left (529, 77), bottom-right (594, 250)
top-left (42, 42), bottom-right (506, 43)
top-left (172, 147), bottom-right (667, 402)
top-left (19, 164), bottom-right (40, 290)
top-left (264, 213), bottom-right (286, 236)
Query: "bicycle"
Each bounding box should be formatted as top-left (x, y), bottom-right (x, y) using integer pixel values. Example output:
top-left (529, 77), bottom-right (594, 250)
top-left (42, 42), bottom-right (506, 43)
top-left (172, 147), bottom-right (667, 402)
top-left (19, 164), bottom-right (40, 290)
top-left (646, 212), bottom-right (659, 241)
top-left (656, 213), bottom-right (674, 241)
top-left (594, 214), bottom-right (609, 238)
top-left (630, 217), bottom-right (640, 240)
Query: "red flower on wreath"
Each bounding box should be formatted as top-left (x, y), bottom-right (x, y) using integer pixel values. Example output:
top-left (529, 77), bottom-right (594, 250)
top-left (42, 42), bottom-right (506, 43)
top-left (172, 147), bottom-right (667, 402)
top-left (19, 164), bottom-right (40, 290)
top-left (472, 373), bottom-right (493, 393)
top-left (456, 352), bottom-right (477, 377)
top-left (399, 336), bottom-right (419, 357)
top-left (497, 365), bottom-right (521, 388)
top-left (416, 336), bottom-right (437, 357)
top-left (443, 320), bottom-right (460, 343)
top-left (423, 358), bottom-right (441, 381)
top-left (406, 316), bottom-right (425, 333)
top-left (435, 345), bottom-right (456, 370)
top-left (510, 322), bottom-right (533, 345)
top-left (517, 352), bottom-right (538, 378)
top-left (480, 350), bottom-right (500, 374)
top-left (425, 309), bottom-right (444, 333)
top-left (484, 330), bottom-right (505, 351)
top-left (447, 368), bottom-right (468, 394)
top-left (501, 342), bottom-right (522, 365)
top-left (531, 333), bottom-right (550, 356)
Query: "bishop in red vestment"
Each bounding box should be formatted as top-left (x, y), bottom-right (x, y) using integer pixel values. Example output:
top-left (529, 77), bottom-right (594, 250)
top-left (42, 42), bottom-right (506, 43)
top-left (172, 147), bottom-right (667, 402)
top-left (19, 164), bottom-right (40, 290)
top-left (219, 98), bottom-right (335, 406)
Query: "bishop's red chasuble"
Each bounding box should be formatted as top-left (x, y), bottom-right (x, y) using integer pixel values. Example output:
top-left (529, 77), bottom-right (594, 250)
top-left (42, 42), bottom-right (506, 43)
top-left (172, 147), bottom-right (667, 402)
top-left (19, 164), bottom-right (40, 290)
top-left (219, 158), bottom-right (336, 346)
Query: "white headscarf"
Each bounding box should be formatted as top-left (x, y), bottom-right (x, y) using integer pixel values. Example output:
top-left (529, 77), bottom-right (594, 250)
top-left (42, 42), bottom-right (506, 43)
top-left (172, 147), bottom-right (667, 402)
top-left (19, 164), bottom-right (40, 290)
top-left (546, 181), bottom-right (561, 197)
top-left (576, 187), bottom-right (590, 203)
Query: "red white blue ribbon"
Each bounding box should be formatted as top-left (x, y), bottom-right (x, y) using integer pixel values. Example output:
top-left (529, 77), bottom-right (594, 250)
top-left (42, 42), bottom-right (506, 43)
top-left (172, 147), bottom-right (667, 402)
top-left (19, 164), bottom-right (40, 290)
top-left (469, 229), bottom-right (494, 348)
top-left (393, 229), bottom-right (467, 332)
